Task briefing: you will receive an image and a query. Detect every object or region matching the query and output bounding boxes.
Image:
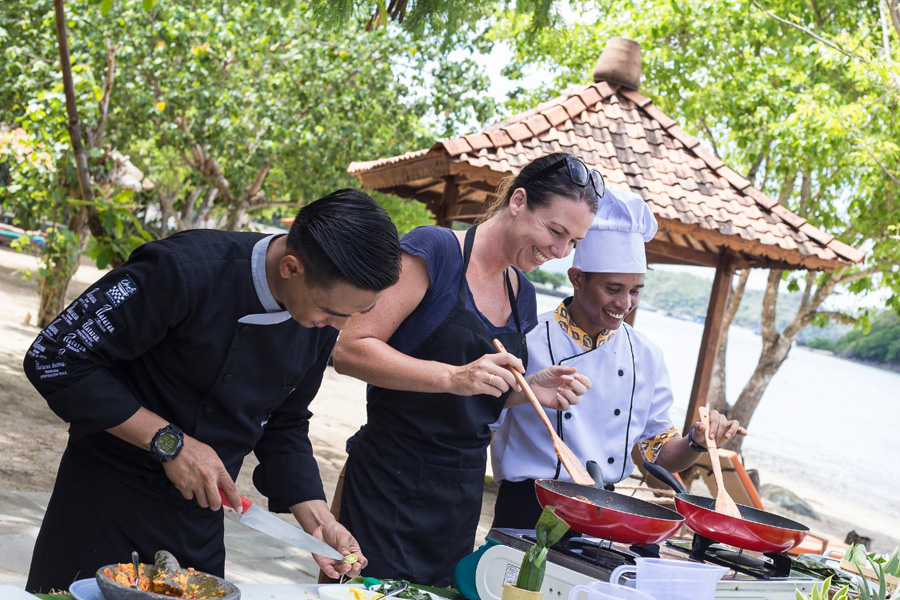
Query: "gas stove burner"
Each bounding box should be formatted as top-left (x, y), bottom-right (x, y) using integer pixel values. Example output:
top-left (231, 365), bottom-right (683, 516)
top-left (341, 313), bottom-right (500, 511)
top-left (665, 533), bottom-right (795, 579)
top-left (714, 549), bottom-right (767, 569)
top-left (561, 537), bottom-right (635, 564)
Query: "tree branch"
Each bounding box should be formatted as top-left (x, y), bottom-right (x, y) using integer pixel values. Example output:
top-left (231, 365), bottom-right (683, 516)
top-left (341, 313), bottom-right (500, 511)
top-left (815, 310), bottom-right (858, 325)
top-left (87, 40), bottom-right (122, 149)
top-left (697, 117), bottom-right (721, 159)
top-left (889, 0), bottom-right (900, 41)
top-left (750, 0), bottom-right (869, 63)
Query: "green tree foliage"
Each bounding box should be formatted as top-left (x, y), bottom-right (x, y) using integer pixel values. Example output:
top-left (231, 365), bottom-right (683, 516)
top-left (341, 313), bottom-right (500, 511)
top-left (1, 0), bottom-right (498, 322)
top-left (488, 0), bottom-right (900, 440)
top-left (809, 311), bottom-right (900, 365)
top-left (525, 267), bottom-right (569, 288)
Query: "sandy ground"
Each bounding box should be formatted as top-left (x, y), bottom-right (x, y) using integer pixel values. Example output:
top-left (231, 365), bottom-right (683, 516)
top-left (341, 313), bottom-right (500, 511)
top-left (1, 245), bottom-right (897, 562)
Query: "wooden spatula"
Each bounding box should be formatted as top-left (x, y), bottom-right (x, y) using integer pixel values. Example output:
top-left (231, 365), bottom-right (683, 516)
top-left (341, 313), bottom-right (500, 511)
top-left (698, 406), bottom-right (742, 519)
top-left (493, 339), bottom-right (595, 487)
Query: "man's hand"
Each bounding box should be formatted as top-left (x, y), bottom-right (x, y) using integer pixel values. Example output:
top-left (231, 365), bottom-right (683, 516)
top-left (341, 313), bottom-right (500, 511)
top-left (691, 409), bottom-right (747, 448)
top-left (310, 520), bottom-right (367, 579)
top-left (527, 365), bottom-right (591, 410)
top-left (163, 436), bottom-right (240, 511)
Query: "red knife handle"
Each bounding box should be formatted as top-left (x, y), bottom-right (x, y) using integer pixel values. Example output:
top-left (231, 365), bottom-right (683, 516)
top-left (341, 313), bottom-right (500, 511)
top-left (219, 488), bottom-right (253, 513)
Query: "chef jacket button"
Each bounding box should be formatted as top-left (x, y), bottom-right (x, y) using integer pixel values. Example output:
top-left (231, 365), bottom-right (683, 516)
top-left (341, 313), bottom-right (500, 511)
top-left (614, 408), bottom-right (621, 416)
top-left (222, 373), bottom-right (234, 384)
top-left (607, 457), bottom-right (615, 464)
top-left (564, 412), bottom-right (573, 420)
top-left (202, 404), bottom-right (215, 415)
top-left (618, 369), bottom-right (624, 376)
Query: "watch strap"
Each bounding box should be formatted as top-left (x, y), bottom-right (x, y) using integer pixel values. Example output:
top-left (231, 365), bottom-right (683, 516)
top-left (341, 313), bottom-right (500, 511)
top-left (150, 423), bottom-right (184, 463)
top-left (687, 425), bottom-right (707, 453)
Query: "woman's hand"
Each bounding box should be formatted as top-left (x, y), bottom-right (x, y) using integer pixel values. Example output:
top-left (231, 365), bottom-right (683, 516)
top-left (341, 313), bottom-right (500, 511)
top-left (527, 365), bottom-right (591, 410)
top-left (453, 350), bottom-right (525, 397)
top-left (691, 409), bottom-right (747, 448)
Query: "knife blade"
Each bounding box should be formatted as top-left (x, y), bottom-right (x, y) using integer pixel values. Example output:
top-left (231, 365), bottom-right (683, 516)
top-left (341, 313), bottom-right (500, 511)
top-left (219, 490), bottom-right (344, 560)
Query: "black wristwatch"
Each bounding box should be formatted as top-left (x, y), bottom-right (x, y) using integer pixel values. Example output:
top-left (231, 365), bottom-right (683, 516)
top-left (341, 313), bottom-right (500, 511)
top-left (687, 425), bottom-right (708, 453)
top-left (150, 423), bottom-right (184, 463)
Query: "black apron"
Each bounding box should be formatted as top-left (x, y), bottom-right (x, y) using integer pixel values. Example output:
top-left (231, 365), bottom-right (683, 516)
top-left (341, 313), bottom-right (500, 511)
top-left (338, 226), bottom-right (527, 587)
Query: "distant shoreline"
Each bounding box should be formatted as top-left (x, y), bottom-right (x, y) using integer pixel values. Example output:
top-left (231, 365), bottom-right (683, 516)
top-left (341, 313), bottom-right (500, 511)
top-left (797, 345), bottom-right (900, 373)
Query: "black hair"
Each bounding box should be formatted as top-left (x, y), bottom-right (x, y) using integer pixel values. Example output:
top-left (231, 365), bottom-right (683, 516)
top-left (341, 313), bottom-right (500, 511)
top-left (286, 189), bottom-right (401, 291)
top-left (477, 152), bottom-right (600, 222)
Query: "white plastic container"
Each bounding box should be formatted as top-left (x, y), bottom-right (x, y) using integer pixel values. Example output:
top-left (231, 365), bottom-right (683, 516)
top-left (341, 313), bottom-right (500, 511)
top-left (569, 580), bottom-right (657, 600)
top-left (609, 558), bottom-right (727, 600)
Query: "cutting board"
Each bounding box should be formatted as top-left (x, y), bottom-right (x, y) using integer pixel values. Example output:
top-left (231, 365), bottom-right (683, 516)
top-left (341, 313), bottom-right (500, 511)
top-left (0, 585), bottom-right (39, 599)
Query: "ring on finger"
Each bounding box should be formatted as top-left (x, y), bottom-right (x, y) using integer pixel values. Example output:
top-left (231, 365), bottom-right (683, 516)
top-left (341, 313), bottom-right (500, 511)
top-left (488, 374), bottom-right (495, 386)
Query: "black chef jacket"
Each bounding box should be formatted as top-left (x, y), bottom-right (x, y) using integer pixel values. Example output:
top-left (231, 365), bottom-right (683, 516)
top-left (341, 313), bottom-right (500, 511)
top-left (23, 230), bottom-right (336, 510)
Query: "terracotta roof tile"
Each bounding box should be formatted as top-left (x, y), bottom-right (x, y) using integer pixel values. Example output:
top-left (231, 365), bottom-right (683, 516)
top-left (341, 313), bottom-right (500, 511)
top-left (800, 222), bottom-right (835, 246)
top-left (442, 137), bottom-right (472, 157)
top-left (744, 186), bottom-right (778, 209)
top-left (643, 103), bottom-right (677, 129)
top-left (717, 166), bottom-right (752, 191)
top-left (771, 204), bottom-right (807, 228)
top-left (667, 125), bottom-right (700, 150)
top-left (504, 122), bottom-right (533, 142)
top-left (621, 89), bottom-right (652, 108)
top-left (487, 130), bottom-right (513, 147)
top-left (595, 81), bottom-right (617, 98)
top-left (464, 133), bottom-right (493, 152)
top-left (543, 105), bottom-right (570, 128)
top-left (524, 113), bottom-right (553, 137)
top-left (577, 86), bottom-right (603, 108)
top-left (563, 96), bottom-right (588, 118)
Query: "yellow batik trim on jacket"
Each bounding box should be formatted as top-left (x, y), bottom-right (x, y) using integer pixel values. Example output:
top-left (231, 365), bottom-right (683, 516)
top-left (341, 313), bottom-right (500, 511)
top-left (554, 301), bottom-right (614, 351)
top-left (639, 428), bottom-right (682, 462)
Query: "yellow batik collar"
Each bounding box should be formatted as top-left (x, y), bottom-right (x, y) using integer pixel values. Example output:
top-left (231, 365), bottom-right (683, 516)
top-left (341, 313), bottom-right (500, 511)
top-left (554, 300), bottom-right (614, 352)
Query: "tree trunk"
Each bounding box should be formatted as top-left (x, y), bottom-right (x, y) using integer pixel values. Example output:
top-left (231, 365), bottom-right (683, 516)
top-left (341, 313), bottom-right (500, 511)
top-left (40, 0), bottom-right (96, 326)
top-left (708, 269), bottom-right (750, 414)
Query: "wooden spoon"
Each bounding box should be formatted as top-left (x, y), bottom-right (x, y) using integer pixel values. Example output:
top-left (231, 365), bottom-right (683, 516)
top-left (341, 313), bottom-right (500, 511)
top-left (698, 406), bottom-right (742, 519)
top-left (493, 339), bottom-right (595, 487)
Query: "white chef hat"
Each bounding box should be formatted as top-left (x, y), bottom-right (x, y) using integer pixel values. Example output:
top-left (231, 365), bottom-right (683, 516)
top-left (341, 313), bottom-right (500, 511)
top-left (572, 187), bottom-right (658, 274)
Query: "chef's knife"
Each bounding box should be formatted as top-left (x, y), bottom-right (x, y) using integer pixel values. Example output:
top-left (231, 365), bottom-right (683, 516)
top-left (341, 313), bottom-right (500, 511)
top-left (218, 490), bottom-right (344, 560)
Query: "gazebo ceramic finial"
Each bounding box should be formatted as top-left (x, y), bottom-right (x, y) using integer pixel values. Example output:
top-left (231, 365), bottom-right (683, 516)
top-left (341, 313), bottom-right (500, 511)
top-left (593, 36), bottom-right (642, 91)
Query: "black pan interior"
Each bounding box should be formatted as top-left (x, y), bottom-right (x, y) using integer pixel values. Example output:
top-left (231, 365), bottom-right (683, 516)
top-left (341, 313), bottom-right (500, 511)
top-left (539, 479), bottom-right (684, 521)
top-left (677, 493), bottom-right (809, 531)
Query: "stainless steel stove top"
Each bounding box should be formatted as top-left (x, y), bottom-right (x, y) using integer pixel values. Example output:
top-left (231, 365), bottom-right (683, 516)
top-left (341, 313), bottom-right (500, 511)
top-left (476, 528), bottom-right (818, 600)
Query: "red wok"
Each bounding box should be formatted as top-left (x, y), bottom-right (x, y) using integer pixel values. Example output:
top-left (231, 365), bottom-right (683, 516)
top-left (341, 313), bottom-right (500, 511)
top-left (535, 478), bottom-right (685, 545)
top-left (644, 461), bottom-right (809, 553)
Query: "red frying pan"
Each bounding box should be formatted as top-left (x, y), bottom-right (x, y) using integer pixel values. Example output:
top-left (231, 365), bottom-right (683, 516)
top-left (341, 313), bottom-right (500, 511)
top-left (534, 462), bottom-right (685, 545)
top-left (644, 461), bottom-right (809, 553)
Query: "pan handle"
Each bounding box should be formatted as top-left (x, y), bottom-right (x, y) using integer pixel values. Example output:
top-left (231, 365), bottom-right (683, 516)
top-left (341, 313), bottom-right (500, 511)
top-left (586, 460), bottom-right (615, 492)
top-left (643, 461), bottom-right (689, 494)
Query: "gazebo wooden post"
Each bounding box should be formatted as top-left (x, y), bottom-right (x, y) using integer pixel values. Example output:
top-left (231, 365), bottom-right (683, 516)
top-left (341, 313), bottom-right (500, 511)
top-left (682, 249), bottom-right (736, 435)
top-left (433, 175), bottom-right (458, 227)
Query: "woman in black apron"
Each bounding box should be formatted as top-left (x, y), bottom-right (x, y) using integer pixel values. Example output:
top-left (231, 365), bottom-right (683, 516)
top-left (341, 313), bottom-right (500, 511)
top-left (332, 153), bottom-right (602, 586)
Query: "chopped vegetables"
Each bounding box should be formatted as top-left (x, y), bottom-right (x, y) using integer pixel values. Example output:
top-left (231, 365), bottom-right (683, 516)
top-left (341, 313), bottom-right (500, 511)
top-left (343, 553), bottom-right (359, 565)
top-left (373, 580), bottom-right (431, 600)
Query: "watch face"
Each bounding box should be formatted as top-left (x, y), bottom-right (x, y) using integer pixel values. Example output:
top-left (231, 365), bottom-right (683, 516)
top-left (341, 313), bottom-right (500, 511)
top-left (156, 432), bottom-right (180, 455)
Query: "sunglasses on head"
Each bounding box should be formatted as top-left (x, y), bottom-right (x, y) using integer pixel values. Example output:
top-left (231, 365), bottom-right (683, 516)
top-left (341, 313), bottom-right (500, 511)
top-left (522, 156), bottom-right (606, 198)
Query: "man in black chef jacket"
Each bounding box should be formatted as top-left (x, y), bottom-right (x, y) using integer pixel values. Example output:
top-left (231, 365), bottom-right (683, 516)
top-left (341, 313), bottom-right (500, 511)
top-left (23, 189), bottom-right (402, 593)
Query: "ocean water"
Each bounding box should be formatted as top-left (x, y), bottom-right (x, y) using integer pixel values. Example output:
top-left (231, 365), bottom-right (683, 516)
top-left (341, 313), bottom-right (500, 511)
top-left (535, 293), bottom-right (900, 540)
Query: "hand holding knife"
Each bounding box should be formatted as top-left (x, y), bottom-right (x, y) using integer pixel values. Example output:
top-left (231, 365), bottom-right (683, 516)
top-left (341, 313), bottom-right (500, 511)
top-left (218, 489), bottom-right (355, 564)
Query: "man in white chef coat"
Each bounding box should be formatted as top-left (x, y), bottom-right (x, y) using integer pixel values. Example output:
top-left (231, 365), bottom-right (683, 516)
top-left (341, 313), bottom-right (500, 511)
top-left (490, 188), bottom-right (747, 528)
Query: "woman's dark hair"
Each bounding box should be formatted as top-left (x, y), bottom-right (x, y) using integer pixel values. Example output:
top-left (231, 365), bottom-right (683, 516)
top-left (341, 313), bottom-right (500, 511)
top-left (286, 189), bottom-right (401, 291)
top-left (476, 152), bottom-right (600, 223)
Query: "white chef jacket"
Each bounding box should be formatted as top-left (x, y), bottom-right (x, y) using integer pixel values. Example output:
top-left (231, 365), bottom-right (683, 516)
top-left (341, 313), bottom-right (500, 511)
top-left (491, 307), bottom-right (677, 485)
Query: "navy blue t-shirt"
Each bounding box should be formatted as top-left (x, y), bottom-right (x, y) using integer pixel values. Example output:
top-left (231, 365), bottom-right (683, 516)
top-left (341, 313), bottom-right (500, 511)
top-left (388, 226), bottom-right (538, 355)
